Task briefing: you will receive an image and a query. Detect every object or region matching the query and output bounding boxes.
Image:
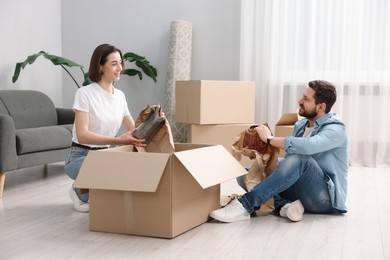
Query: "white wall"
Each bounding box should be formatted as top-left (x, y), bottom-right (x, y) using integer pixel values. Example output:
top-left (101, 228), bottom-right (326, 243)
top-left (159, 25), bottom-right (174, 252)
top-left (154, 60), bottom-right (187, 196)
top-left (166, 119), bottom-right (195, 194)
top-left (0, 0), bottom-right (241, 114)
top-left (0, 0), bottom-right (62, 105)
top-left (61, 0), bottom-right (241, 115)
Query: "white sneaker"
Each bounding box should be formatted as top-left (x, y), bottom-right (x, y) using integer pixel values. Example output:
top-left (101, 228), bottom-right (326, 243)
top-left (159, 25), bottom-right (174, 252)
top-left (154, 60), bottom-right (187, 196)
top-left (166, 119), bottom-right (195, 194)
top-left (210, 198), bottom-right (250, 223)
top-left (69, 188), bottom-right (89, 213)
top-left (280, 200), bottom-right (304, 222)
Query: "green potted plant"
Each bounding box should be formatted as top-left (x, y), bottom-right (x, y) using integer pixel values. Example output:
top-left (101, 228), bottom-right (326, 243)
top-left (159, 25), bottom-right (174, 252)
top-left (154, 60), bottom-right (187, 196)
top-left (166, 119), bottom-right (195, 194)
top-left (12, 51), bottom-right (157, 88)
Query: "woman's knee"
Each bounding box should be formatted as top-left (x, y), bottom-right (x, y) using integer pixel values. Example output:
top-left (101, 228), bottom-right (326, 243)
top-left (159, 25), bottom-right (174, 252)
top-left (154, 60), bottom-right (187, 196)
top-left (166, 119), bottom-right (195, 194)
top-left (64, 157), bottom-right (85, 180)
top-left (64, 163), bottom-right (79, 180)
top-left (64, 147), bottom-right (88, 180)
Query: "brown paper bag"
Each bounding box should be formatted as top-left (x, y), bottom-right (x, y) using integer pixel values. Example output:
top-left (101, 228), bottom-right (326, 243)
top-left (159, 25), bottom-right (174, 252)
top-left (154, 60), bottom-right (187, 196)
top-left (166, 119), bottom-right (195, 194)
top-left (134, 104), bottom-right (175, 153)
top-left (231, 123), bottom-right (280, 212)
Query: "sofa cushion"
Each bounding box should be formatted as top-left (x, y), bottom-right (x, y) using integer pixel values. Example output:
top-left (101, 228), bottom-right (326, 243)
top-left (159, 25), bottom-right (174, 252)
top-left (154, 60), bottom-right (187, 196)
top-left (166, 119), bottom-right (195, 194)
top-left (0, 90), bottom-right (57, 129)
top-left (0, 99), bottom-right (8, 115)
top-left (16, 126), bottom-right (72, 155)
top-left (61, 124), bottom-right (73, 133)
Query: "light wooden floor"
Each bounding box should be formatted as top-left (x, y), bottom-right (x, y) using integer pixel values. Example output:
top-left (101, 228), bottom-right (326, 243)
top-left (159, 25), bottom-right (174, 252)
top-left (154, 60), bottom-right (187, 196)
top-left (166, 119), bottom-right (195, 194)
top-left (0, 163), bottom-right (389, 260)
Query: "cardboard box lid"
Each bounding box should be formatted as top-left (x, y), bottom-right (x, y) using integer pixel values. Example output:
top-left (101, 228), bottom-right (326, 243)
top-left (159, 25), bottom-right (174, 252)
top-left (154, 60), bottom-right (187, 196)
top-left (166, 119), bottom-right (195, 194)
top-left (74, 144), bottom-right (247, 192)
top-left (74, 147), bottom-right (171, 192)
top-left (276, 112), bottom-right (303, 126)
top-left (174, 144), bottom-right (247, 189)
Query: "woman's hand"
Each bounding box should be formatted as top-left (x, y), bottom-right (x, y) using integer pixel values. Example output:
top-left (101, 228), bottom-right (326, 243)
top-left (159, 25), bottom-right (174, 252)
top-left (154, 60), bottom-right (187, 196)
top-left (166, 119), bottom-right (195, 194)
top-left (159, 110), bottom-right (165, 119)
top-left (118, 130), bottom-right (147, 147)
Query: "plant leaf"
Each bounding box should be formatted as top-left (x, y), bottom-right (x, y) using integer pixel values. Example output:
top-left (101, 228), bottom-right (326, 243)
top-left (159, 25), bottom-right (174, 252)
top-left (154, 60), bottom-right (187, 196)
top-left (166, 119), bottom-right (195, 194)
top-left (135, 60), bottom-right (157, 82)
top-left (82, 77), bottom-right (92, 86)
top-left (43, 53), bottom-right (84, 68)
top-left (123, 52), bottom-right (145, 62)
top-left (12, 51), bottom-right (84, 84)
top-left (82, 70), bottom-right (92, 86)
top-left (123, 69), bottom-right (142, 80)
top-left (123, 52), bottom-right (157, 82)
top-left (12, 51), bottom-right (46, 83)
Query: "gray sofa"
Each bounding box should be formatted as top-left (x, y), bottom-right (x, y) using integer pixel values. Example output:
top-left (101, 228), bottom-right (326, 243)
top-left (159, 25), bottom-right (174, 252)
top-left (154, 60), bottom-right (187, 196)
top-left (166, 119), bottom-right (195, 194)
top-left (0, 90), bottom-right (74, 198)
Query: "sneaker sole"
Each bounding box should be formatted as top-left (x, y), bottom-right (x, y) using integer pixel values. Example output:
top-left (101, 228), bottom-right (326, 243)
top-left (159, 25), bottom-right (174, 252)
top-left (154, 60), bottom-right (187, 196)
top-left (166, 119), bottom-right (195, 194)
top-left (74, 207), bottom-right (89, 213)
top-left (210, 212), bottom-right (250, 223)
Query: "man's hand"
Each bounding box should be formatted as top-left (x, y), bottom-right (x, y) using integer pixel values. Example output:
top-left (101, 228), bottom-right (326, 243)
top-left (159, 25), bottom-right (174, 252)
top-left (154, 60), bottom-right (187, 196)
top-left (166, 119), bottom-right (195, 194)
top-left (254, 124), bottom-right (272, 143)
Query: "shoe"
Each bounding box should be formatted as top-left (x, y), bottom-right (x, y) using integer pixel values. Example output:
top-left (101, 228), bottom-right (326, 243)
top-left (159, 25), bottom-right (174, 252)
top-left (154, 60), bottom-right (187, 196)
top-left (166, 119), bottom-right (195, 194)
top-left (279, 203), bottom-right (289, 218)
top-left (280, 200), bottom-right (304, 222)
top-left (69, 188), bottom-right (89, 213)
top-left (210, 198), bottom-right (250, 223)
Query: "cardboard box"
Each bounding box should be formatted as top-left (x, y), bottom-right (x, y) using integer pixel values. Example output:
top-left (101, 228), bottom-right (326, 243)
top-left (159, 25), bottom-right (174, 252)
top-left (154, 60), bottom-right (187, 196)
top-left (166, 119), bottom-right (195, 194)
top-left (175, 80), bottom-right (255, 124)
top-left (187, 124), bottom-right (255, 167)
top-left (74, 143), bottom-right (247, 238)
top-left (275, 113), bottom-right (303, 156)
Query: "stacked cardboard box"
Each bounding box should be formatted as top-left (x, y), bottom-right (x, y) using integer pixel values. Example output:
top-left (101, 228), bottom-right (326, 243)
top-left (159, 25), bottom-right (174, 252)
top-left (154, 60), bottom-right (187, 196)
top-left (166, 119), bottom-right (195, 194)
top-left (175, 80), bottom-right (256, 167)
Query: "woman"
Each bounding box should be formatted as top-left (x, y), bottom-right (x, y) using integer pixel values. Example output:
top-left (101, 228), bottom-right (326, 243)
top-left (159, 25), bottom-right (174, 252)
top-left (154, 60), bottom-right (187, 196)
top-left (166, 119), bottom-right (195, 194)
top-left (65, 44), bottom-right (149, 212)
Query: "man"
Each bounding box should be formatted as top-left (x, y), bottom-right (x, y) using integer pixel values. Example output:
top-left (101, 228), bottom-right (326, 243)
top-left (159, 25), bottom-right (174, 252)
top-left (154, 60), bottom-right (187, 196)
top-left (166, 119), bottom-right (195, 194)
top-left (210, 80), bottom-right (349, 222)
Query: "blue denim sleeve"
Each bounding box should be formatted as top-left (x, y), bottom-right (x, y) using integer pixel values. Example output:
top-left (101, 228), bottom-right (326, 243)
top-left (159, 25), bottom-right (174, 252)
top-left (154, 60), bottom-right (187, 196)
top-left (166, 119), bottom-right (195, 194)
top-left (284, 116), bottom-right (347, 156)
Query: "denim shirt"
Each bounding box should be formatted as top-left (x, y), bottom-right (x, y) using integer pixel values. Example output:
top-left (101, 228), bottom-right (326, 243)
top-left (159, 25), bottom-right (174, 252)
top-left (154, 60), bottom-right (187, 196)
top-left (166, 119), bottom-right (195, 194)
top-left (284, 113), bottom-right (349, 212)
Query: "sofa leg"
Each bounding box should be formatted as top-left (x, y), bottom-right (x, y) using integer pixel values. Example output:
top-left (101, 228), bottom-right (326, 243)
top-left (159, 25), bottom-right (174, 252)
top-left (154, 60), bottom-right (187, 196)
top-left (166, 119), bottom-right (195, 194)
top-left (43, 164), bottom-right (48, 178)
top-left (0, 171), bottom-right (5, 199)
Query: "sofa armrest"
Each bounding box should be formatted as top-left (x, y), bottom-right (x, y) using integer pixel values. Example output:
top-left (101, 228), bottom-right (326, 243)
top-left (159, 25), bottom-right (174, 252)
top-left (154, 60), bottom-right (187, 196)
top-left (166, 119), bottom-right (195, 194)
top-left (56, 108), bottom-right (75, 125)
top-left (0, 114), bottom-right (18, 172)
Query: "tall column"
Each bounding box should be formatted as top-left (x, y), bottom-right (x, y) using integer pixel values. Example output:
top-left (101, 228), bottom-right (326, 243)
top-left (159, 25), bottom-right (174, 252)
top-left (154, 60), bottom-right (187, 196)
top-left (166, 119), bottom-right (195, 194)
top-left (164, 20), bottom-right (192, 143)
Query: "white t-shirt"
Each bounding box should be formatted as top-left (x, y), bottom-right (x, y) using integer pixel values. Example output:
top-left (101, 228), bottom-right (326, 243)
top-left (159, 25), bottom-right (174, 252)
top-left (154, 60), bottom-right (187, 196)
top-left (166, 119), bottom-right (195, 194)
top-left (71, 83), bottom-right (131, 147)
top-left (303, 126), bottom-right (314, 137)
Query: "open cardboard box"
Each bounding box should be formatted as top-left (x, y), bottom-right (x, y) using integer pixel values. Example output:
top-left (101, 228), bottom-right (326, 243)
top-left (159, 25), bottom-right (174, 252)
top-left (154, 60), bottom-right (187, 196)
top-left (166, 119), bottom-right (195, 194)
top-left (175, 80), bottom-right (255, 124)
top-left (74, 143), bottom-right (247, 238)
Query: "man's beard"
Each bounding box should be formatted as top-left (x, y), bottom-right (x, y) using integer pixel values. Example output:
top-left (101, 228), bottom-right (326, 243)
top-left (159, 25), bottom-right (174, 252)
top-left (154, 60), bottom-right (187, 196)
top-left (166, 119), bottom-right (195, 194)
top-left (299, 106), bottom-right (318, 120)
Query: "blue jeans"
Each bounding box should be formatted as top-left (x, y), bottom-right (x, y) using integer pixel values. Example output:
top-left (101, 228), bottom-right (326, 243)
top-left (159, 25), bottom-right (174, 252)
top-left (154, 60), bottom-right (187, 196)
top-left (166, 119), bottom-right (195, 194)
top-left (64, 147), bottom-right (89, 202)
top-left (238, 154), bottom-right (333, 214)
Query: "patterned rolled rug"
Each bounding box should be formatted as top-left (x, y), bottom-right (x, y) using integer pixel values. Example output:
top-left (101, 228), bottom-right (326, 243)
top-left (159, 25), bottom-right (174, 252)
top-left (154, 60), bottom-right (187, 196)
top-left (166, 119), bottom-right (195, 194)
top-left (164, 20), bottom-right (193, 143)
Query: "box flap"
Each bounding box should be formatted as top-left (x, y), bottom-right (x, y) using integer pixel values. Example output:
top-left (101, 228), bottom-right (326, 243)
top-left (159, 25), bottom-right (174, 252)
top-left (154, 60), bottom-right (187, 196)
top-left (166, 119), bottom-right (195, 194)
top-left (276, 113), bottom-right (299, 126)
top-left (74, 148), bottom-right (171, 192)
top-left (174, 145), bottom-right (247, 189)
